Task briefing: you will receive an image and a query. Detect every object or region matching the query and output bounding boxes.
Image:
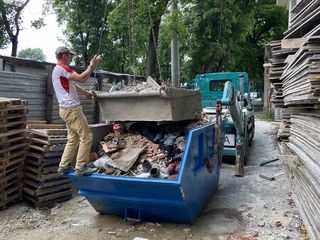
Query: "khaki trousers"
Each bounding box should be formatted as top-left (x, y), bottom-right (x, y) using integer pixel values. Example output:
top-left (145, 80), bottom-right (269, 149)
top-left (59, 105), bottom-right (92, 169)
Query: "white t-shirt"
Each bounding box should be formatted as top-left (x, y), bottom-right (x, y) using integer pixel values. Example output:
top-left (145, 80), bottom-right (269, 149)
top-left (52, 64), bottom-right (81, 108)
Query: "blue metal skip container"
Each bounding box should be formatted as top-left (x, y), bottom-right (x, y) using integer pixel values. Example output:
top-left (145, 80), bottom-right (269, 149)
top-left (67, 122), bottom-right (224, 224)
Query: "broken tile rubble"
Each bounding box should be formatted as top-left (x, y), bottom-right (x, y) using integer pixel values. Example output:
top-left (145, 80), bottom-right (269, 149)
top-left (87, 115), bottom-right (211, 179)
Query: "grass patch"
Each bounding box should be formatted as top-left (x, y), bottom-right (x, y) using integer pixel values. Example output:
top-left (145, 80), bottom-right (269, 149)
top-left (258, 108), bottom-right (274, 121)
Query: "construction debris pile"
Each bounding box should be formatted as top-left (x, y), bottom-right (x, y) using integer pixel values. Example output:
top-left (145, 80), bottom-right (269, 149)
top-left (88, 118), bottom-right (210, 180)
top-left (108, 78), bottom-right (160, 94)
top-left (0, 98), bottom-right (28, 209)
top-left (24, 124), bottom-right (73, 207)
top-left (265, 1), bottom-right (320, 239)
top-left (89, 77), bottom-right (208, 180)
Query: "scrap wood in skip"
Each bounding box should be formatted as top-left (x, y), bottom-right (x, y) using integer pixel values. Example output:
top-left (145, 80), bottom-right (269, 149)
top-left (95, 77), bottom-right (202, 122)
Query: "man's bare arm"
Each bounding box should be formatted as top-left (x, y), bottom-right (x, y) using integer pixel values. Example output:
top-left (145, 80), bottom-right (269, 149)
top-left (69, 55), bottom-right (102, 83)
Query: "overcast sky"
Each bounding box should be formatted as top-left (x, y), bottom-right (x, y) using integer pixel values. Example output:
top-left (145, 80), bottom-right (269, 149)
top-left (0, 0), bottom-right (65, 63)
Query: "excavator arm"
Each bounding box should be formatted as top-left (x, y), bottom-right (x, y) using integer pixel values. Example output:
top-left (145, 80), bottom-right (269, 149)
top-left (220, 81), bottom-right (247, 176)
top-left (220, 81), bottom-right (245, 136)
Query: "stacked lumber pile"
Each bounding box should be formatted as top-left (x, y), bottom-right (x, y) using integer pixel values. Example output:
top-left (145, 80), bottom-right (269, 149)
top-left (281, 36), bottom-right (320, 107)
top-left (278, 111), bottom-right (320, 240)
top-left (274, 1), bottom-right (320, 239)
top-left (277, 107), bottom-right (312, 140)
top-left (267, 41), bottom-right (297, 108)
top-left (284, 0), bottom-right (320, 39)
top-left (23, 124), bottom-right (73, 207)
top-left (0, 97), bottom-right (28, 209)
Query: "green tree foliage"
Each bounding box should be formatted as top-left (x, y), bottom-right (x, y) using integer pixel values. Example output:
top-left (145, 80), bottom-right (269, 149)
top-left (31, 17), bottom-right (46, 29)
top-left (177, 0), bottom-right (255, 81)
top-left (228, 0), bottom-right (288, 91)
top-left (47, 0), bottom-right (117, 69)
top-left (18, 48), bottom-right (46, 61)
top-left (45, 0), bottom-right (287, 86)
top-left (0, 0), bottom-right (31, 56)
top-left (107, 0), bottom-right (150, 74)
top-left (105, 0), bottom-right (169, 77)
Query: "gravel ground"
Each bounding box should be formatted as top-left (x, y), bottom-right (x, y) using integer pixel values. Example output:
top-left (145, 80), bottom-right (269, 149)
top-left (0, 120), bottom-right (309, 240)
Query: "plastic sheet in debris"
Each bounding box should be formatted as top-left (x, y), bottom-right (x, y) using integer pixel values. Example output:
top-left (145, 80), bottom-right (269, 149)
top-left (95, 77), bottom-right (202, 122)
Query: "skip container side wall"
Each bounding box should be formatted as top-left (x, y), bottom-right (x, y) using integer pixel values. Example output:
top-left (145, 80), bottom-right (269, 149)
top-left (67, 123), bottom-right (223, 224)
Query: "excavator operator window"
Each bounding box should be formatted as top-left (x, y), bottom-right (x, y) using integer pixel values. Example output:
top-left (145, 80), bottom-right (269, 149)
top-left (209, 80), bottom-right (231, 91)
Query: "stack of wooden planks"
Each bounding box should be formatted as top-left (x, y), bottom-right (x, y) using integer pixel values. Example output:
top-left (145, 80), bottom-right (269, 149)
top-left (275, 1), bottom-right (320, 239)
top-left (266, 41), bottom-right (297, 107)
top-left (281, 36), bottom-right (320, 107)
top-left (284, 0), bottom-right (320, 39)
top-left (23, 125), bottom-right (73, 207)
top-left (277, 106), bottom-right (314, 140)
top-left (0, 97), bottom-right (28, 209)
top-left (279, 111), bottom-right (320, 240)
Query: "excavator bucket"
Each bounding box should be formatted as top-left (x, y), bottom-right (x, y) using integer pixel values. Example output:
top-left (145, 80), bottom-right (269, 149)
top-left (95, 77), bottom-right (202, 122)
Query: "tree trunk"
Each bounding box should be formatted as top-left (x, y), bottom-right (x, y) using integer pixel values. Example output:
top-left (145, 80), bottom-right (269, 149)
top-left (145, 19), bottom-right (161, 79)
top-left (0, 0), bottom-right (30, 57)
top-left (11, 35), bottom-right (18, 57)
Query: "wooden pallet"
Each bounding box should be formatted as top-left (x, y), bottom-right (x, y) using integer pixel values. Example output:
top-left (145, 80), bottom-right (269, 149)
top-left (27, 123), bottom-right (65, 129)
top-left (23, 181), bottom-right (73, 208)
top-left (4, 132), bottom-right (27, 147)
top-left (7, 154), bottom-right (25, 168)
top-left (0, 115), bottom-right (27, 125)
top-left (24, 177), bottom-right (71, 189)
top-left (0, 169), bottom-right (23, 186)
top-left (24, 181), bottom-right (72, 198)
top-left (0, 98), bottom-right (27, 210)
top-left (8, 140), bottom-right (28, 151)
top-left (0, 128), bottom-right (26, 141)
top-left (28, 129), bottom-right (67, 138)
top-left (28, 134), bottom-right (67, 145)
top-left (25, 155), bottom-right (61, 168)
top-left (23, 194), bottom-right (72, 208)
top-left (0, 98), bottom-right (27, 109)
top-left (0, 145), bottom-right (9, 158)
top-left (23, 124), bottom-right (75, 207)
top-left (25, 160), bottom-right (59, 175)
top-left (0, 161), bottom-right (23, 180)
top-left (0, 104), bottom-right (28, 118)
top-left (0, 122), bottom-right (26, 134)
top-left (29, 141), bottom-right (66, 153)
top-left (27, 148), bottom-right (64, 158)
top-left (0, 183), bottom-right (23, 210)
top-left (24, 167), bottom-right (61, 183)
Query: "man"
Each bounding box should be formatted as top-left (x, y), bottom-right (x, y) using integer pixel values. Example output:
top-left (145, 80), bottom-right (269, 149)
top-left (52, 46), bottom-right (102, 176)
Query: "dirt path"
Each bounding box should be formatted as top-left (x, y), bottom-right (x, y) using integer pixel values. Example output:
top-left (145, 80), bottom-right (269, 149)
top-left (0, 120), bottom-right (308, 240)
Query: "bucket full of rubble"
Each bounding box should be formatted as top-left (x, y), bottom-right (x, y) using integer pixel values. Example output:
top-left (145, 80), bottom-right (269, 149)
top-left (95, 77), bottom-right (202, 122)
top-left (66, 116), bottom-right (224, 224)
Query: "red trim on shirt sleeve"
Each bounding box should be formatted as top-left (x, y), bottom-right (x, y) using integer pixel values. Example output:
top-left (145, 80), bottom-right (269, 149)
top-left (59, 64), bottom-right (74, 74)
top-left (60, 76), bottom-right (70, 93)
